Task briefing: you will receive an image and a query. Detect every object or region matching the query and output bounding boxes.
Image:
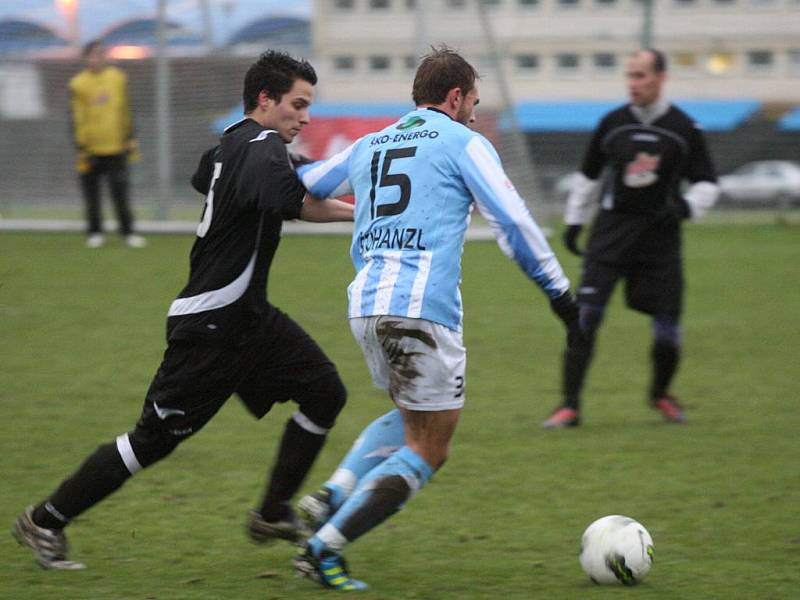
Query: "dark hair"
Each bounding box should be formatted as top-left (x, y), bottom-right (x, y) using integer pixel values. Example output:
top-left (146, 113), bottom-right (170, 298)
top-left (242, 50), bottom-right (317, 113)
top-left (643, 48), bottom-right (668, 73)
top-left (412, 45), bottom-right (478, 106)
top-left (82, 39), bottom-right (102, 58)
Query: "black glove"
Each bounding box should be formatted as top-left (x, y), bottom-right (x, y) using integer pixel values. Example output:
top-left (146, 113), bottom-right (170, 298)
top-left (289, 152), bottom-right (315, 168)
top-left (550, 291), bottom-right (583, 348)
top-left (672, 197), bottom-right (691, 220)
top-left (563, 224), bottom-right (584, 256)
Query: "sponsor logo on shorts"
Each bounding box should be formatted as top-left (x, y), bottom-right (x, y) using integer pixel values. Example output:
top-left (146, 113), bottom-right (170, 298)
top-left (169, 427), bottom-right (193, 436)
top-left (153, 402), bottom-right (186, 420)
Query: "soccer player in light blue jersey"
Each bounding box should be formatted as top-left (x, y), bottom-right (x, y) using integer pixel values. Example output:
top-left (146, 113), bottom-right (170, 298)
top-left (291, 46), bottom-right (581, 590)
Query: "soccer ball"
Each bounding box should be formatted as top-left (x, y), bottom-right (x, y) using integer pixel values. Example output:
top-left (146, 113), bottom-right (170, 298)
top-left (579, 515), bottom-right (654, 585)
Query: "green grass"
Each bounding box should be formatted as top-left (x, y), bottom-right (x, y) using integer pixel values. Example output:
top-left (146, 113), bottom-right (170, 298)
top-left (1, 226), bottom-right (798, 599)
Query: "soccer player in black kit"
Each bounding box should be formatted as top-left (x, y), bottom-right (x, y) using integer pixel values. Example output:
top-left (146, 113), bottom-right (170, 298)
top-left (543, 49), bottom-right (720, 429)
top-left (13, 50), bottom-right (354, 569)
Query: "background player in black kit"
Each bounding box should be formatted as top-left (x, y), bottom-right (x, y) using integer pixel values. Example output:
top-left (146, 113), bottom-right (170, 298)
top-left (543, 49), bottom-right (720, 429)
top-left (13, 50), bottom-right (354, 569)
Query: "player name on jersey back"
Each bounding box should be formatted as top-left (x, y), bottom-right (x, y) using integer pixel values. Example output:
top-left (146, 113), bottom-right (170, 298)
top-left (357, 226), bottom-right (427, 253)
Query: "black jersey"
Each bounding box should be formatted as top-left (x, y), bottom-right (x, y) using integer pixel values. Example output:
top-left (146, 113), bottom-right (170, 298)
top-left (167, 118), bottom-right (306, 342)
top-left (581, 103), bottom-right (716, 263)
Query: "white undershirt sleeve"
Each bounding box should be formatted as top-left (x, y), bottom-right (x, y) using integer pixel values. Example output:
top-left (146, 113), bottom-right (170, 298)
top-left (564, 173), bottom-right (601, 225)
top-left (683, 181), bottom-right (720, 220)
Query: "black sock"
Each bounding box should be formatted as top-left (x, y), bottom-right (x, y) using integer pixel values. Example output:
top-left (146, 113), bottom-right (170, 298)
top-left (651, 339), bottom-right (680, 400)
top-left (563, 336), bottom-right (595, 410)
top-left (32, 441), bottom-right (132, 529)
top-left (259, 418), bottom-right (326, 522)
top-left (337, 475), bottom-right (410, 543)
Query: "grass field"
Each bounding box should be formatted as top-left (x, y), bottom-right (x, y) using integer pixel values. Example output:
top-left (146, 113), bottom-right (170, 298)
top-left (1, 226), bottom-right (798, 599)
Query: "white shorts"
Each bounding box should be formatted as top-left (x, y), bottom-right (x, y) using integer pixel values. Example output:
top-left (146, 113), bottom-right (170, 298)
top-left (350, 316), bottom-right (466, 411)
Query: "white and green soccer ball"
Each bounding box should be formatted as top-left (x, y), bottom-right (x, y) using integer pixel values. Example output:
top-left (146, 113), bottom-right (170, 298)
top-left (579, 515), bottom-right (654, 585)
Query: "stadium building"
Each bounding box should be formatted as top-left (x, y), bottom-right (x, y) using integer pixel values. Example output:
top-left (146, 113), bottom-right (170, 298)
top-left (311, 0), bottom-right (800, 106)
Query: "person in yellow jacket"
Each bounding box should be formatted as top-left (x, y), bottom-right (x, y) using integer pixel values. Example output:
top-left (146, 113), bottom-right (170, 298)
top-left (70, 40), bottom-right (145, 248)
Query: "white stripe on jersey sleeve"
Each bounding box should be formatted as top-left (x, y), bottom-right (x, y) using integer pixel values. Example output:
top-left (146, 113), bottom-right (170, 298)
top-left (372, 251), bottom-right (402, 314)
top-left (462, 136), bottom-right (569, 297)
top-left (407, 251), bottom-right (432, 319)
top-left (297, 141), bottom-right (357, 198)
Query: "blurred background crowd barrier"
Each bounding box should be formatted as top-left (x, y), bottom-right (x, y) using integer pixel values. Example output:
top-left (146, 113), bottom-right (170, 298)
top-left (1, 0), bottom-right (799, 227)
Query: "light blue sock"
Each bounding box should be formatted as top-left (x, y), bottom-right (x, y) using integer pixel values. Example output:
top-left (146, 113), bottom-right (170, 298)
top-left (309, 446), bottom-right (433, 556)
top-left (322, 408), bottom-right (405, 511)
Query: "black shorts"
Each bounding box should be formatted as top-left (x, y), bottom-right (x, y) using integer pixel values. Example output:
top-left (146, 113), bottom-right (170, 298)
top-left (577, 258), bottom-right (683, 317)
top-left (138, 308), bottom-right (339, 440)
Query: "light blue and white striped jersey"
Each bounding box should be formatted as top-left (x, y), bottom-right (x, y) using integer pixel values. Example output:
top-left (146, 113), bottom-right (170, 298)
top-left (298, 108), bottom-right (570, 332)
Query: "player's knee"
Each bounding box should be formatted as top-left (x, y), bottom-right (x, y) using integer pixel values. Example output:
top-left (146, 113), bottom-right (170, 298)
top-left (296, 370), bottom-right (347, 430)
top-left (126, 424), bottom-right (181, 469)
top-left (653, 315), bottom-right (681, 347)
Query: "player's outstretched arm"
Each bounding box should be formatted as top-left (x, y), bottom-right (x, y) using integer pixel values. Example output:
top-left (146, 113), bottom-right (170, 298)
top-left (458, 136), bottom-right (571, 301)
top-left (299, 196), bottom-right (354, 222)
top-left (296, 140), bottom-right (359, 199)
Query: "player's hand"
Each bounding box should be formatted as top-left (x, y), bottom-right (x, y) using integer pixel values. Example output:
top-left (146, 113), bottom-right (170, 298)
top-left (550, 291), bottom-right (579, 329)
top-left (672, 197), bottom-right (691, 220)
top-left (127, 139), bottom-right (141, 164)
top-left (563, 224), bottom-right (583, 256)
top-left (75, 151), bottom-right (91, 174)
top-left (550, 291), bottom-right (583, 349)
top-left (289, 152), bottom-right (315, 168)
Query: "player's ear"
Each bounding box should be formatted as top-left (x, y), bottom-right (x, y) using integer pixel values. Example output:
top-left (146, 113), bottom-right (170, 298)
top-left (445, 87), bottom-right (462, 110)
top-left (258, 89), bottom-right (273, 110)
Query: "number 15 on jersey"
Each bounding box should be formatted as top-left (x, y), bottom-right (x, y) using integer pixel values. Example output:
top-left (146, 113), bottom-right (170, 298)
top-left (369, 147), bottom-right (417, 220)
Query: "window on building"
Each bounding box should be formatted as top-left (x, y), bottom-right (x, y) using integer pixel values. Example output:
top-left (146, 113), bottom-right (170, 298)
top-left (556, 53), bottom-right (580, 70)
top-left (405, 0), bottom-right (416, 7)
top-left (481, 0), bottom-right (502, 7)
top-left (369, 55), bottom-right (392, 71)
top-left (789, 49), bottom-right (800, 74)
top-left (673, 51), bottom-right (698, 69)
top-left (593, 52), bottom-right (616, 70)
top-left (673, 0), bottom-right (697, 5)
top-left (404, 55), bottom-right (417, 70)
top-left (333, 55), bottom-right (356, 72)
top-left (594, 0), bottom-right (617, 5)
top-left (515, 54), bottom-right (540, 70)
top-left (557, 0), bottom-right (581, 6)
top-left (333, 0), bottom-right (355, 9)
top-left (446, 0), bottom-right (467, 7)
top-left (369, 0), bottom-right (391, 9)
top-left (518, 0), bottom-right (539, 6)
top-left (712, 0), bottom-right (736, 5)
top-left (706, 52), bottom-right (735, 75)
top-left (747, 50), bottom-right (773, 70)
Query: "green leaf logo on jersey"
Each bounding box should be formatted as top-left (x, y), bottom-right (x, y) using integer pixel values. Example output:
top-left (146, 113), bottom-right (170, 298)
top-left (397, 116), bottom-right (426, 130)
